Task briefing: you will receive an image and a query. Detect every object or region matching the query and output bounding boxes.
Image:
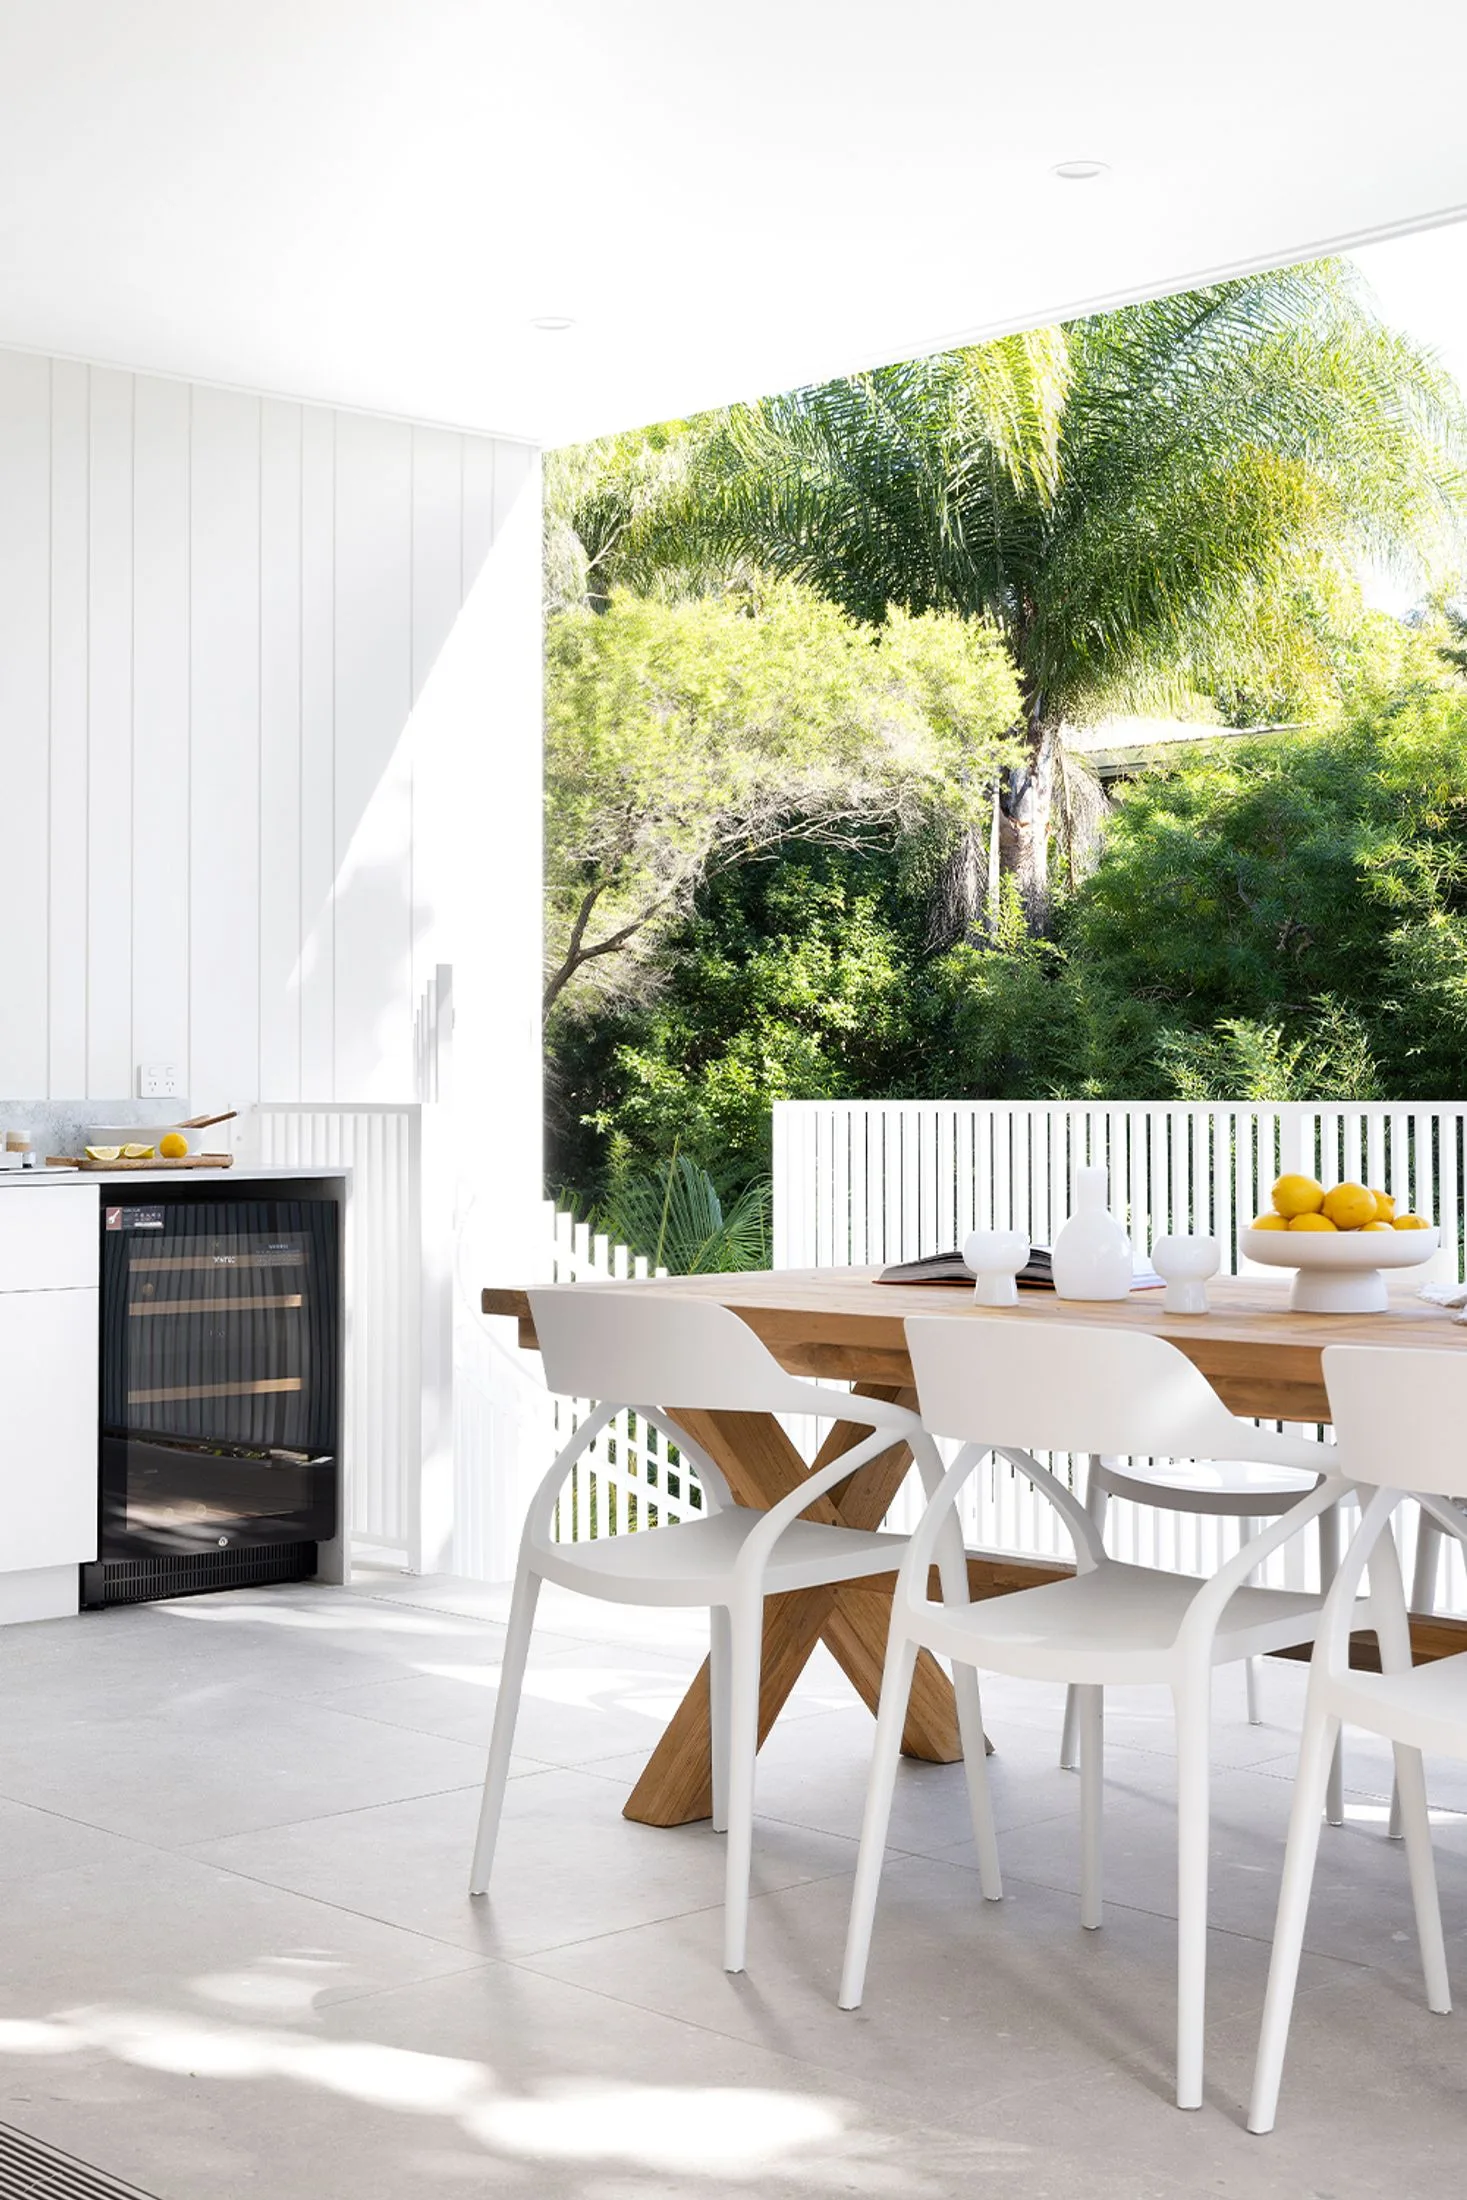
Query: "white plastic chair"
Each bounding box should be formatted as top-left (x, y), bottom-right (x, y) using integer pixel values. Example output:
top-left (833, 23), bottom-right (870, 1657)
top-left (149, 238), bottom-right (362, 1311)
top-left (1059, 1452), bottom-right (1343, 1822)
top-left (1249, 1343), bottom-right (1463, 2134)
top-left (468, 1285), bottom-right (999, 1974)
top-left (840, 1316), bottom-right (1349, 2111)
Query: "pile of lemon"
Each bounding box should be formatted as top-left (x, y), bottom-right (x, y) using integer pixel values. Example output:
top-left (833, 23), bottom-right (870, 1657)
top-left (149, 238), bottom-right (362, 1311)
top-left (1252, 1175), bottom-right (1431, 1234)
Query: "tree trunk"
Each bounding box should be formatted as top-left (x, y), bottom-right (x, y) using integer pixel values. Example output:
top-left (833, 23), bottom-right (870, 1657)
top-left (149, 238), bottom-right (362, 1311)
top-left (925, 823), bottom-right (985, 952)
top-left (998, 722), bottom-right (1058, 931)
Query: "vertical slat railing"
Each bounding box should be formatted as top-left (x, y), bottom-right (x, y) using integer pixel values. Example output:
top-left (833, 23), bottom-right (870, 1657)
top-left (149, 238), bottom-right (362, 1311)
top-left (773, 1099), bottom-right (1467, 1603)
top-left (251, 1103), bottom-right (425, 1570)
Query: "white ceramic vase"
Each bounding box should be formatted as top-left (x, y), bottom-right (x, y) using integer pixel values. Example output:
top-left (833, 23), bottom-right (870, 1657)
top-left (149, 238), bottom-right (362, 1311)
top-left (1052, 1165), bottom-right (1133, 1301)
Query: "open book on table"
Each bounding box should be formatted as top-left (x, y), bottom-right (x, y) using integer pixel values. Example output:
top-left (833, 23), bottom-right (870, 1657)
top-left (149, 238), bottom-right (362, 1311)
top-left (875, 1245), bottom-right (1165, 1290)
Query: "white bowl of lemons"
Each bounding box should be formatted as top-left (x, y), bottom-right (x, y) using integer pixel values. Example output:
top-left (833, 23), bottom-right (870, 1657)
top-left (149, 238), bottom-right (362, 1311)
top-left (1241, 1175), bottom-right (1438, 1313)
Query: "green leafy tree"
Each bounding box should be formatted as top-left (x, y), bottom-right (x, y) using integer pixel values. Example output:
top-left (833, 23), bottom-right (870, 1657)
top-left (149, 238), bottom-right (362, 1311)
top-left (677, 261), bottom-right (1466, 926)
top-left (543, 582), bottom-right (1020, 1012)
top-left (553, 680), bottom-right (1467, 1203)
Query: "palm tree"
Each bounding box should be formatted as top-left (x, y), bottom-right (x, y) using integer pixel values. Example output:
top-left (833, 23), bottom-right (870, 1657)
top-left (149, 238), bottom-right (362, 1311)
top-left (675, 261), bottom-right (1467, 929)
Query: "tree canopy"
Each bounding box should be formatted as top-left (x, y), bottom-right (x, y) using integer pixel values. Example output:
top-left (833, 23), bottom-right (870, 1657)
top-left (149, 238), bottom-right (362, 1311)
top-left (666, 261), bottom-right (1467, 920)
top-left (543, 581), bottom-right (1019, 1011)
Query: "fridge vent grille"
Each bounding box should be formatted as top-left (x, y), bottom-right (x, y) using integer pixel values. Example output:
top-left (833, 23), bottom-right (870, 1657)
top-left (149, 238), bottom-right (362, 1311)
top-left (0, 2120), bottom-right (160, 2199)
top-left (94, 1541), bottom-right (318, 1605)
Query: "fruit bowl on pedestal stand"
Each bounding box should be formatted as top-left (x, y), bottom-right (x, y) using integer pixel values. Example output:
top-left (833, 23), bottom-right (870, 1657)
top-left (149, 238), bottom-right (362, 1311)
top-left (1240, 1227), bottom-right (1440, 1314)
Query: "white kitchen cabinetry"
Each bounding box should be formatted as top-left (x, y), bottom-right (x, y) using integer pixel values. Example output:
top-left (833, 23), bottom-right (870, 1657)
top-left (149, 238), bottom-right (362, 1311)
top-left (0, 1183), bottom-right (98, 1621)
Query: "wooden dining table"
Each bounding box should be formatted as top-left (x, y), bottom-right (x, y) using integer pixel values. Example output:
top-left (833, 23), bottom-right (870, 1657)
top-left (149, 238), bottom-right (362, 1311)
top-left (482, 1266), bottom-right (1467, 1828)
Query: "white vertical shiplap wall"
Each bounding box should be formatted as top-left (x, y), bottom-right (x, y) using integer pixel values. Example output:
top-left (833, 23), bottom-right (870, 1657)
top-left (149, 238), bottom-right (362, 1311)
top-left (0, 344), bottom-right (542, 1117)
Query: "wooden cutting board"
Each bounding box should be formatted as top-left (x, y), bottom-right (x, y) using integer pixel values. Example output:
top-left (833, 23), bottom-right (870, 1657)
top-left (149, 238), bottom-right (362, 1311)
top-left (47, 1153), bottom-right (236, 1172)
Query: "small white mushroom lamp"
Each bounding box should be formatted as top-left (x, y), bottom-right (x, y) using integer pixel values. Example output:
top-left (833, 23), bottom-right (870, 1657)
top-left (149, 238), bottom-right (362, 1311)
top-left (1151, 1233), bottom-right (1221, 1314)
top-left (963, 1228), bottom-right (1031, 1307)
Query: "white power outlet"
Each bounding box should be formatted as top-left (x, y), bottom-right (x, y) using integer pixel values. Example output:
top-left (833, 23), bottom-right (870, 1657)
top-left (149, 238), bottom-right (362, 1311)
top-left (137, 1063), bottom-right (183, 1099)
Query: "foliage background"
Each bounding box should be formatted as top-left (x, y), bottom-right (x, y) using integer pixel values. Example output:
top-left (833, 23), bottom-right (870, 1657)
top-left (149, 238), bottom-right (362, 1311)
top-left (539, 263), bottom-right (1467, 1262)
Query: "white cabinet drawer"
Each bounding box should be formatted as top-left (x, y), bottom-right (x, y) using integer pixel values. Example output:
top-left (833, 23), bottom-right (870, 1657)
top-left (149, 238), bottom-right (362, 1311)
top-left (0, 1185), bottom-right (98, 1292)
top-left (0, 1287), bottom-right (98, 1570)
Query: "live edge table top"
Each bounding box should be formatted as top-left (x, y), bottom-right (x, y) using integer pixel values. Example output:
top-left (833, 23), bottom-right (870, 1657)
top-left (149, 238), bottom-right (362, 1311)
top-left (482, 1267), bottom-right (1467, 1425)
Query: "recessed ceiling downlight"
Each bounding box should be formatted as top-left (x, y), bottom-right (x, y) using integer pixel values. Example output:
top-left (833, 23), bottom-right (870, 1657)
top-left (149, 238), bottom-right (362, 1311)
top-left (1050, 159), bottom-right (1110, 181)
top-left (528, 314), bottom-right (577, 332)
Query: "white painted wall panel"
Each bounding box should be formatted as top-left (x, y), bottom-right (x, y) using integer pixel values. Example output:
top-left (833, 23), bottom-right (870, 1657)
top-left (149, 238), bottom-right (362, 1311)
top-left (188, 386), bottom-right (261, 1114)
top-left (86, 368), bottom-right (134, 1097)
top-left (298, 405), bottom-right (337, 1101)
top-left (0, 353), bottom-right (52, 1094)
top-left (331, 413), bottom-right (413, 1102)
top-left (131, 374), bottom-right (192, 1084)
top-left (0, 338), bottom-right (538, 1130)
top-left (258, 398), bottom-right (304, 1103)
top-left (47, 361), bottom-right (91, 1098)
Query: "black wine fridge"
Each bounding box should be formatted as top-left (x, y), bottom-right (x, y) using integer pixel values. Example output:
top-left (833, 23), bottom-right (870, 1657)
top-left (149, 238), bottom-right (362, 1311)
top-left (83, 1182), bottom-right (343, 1608)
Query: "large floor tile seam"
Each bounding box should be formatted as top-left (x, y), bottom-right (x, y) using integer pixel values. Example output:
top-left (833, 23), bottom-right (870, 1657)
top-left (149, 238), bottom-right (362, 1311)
top-left (162, 1843), bottom-right (528, 1964)
top-left (990, 1862), bottom-right (1400, 1979)
top-left (158, 1776), bottom-right (493, 1850)
top-left (498, 1937), bottom-right (1145, 2138)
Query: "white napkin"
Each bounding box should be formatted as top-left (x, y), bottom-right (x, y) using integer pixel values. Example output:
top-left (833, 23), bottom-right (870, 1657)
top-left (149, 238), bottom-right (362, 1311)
top-left (1419, 1282), bottom-right (1467, 1323)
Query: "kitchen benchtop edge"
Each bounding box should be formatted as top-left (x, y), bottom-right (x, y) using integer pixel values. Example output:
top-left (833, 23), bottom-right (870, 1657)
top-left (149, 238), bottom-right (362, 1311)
top-left (0, 1164), bottom-right (352, 1187)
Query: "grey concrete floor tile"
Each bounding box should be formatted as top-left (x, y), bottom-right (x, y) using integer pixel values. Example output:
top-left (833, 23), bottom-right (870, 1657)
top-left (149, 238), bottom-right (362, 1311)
top-left (932, 1753), bottom-right (1467, 1978)
top-left (186, 1767), bottom-right (861, 1961)
top-left (0, 1840), bottom-right (489, 2017)
top-left (309, 1638), bottom-right (719, 1761)
top-left (0, 1589), bottom-right (514, 1725)
top-left (583, 1698), bottom-right (1088, 1854)
top-left (517, 1848), bottom-right (1341, 2115)
top-left (0, 1685), bottom-right (487, 1845)
top-left (0, 1954), bottom-right (1139, 2200)
top-left (3, 1575), bottom-right (1463, 2200)
top-left (0, 1796), bottom-right (166, 1886)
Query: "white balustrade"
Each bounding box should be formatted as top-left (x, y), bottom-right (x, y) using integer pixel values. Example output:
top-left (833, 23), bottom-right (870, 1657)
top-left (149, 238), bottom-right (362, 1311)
top-left (773, 1099), bottom-right (1467, 1610)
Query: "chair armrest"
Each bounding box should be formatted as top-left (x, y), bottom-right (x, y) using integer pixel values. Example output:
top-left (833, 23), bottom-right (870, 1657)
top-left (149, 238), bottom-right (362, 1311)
top-left (734, 1417), bottom-right (937, 1580)
top-left (1174, 1476), bottom-right (1346, 1661)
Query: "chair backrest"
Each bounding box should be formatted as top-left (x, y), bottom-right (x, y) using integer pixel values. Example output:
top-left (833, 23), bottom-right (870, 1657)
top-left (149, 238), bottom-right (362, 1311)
top-left (905, 1314), bottom-right (1261, 1461)
top-left (530, 1285), bottom-right (820, 1417)
top-left (1323, 1344), bottom-right (1467, 1499)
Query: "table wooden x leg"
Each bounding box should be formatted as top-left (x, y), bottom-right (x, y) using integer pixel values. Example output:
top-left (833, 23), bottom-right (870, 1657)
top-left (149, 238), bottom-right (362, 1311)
top-left (622, 1383), bottom-right (963, 1827)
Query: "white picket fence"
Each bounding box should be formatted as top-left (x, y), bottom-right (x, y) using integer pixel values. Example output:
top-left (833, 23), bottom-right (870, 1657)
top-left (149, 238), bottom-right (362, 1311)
top-left (773, 1099), bottom-right (1467, 1279)
top-left (535, 1205), bottom-right (703, 1544)
top-left (772, 1098), bottom-right (1467, 1609)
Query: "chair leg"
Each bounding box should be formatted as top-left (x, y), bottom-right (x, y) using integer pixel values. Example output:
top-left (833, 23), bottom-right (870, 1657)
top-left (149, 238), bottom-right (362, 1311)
top-left (1318, 1499), bottom-right (1345, 1829)
top-left (1240, 1517), bottom-right (1263, 1727)
top-left (934, 1512), bottom-right (1001, 1901)
top-left (1172, 1669), bottom-right (1212, 2111)
top-left (1393, 1742), bottom-right (1452, 2014)
top-left (722, 1589), bottom-right (764, 1974)
top-left (709, 1605), bottom-right (732, 1836)
top-left (1079, 1683), bottom-right (1104, 1931)
top-left (1061, 1470), bottom-right (1109, 1771)
top-left (1391, 1512), bottom-right (1441, 1837)
top-left (1368, 1521), bottom-right (1451, 2011)
top-left (469, 1563), bottom-right (542, 1895)
top-left (1247, 1705), bottom-right (1341, 2134)
top-left (840, 1632), bottom-right (919, 2011)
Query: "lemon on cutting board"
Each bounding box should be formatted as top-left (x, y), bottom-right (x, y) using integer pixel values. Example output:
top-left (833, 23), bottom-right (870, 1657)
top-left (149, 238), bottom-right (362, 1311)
top-left (84, 1145), bottom-right (122, 1162)
top-left (159, 1131), bottom-right (189, 1159)
top-left (121, 1143), bottom-right (155, 1160)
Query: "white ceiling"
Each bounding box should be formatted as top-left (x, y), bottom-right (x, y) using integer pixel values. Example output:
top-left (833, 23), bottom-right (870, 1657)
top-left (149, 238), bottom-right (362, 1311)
top-left (1, 0), bottom-right (1465, 447)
